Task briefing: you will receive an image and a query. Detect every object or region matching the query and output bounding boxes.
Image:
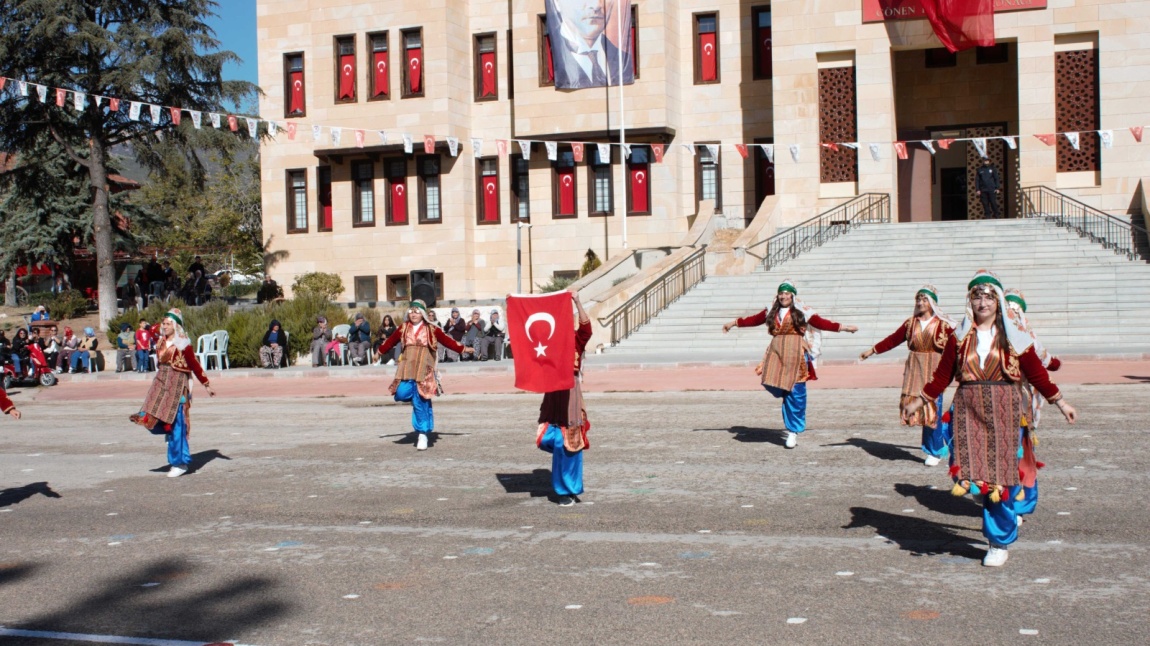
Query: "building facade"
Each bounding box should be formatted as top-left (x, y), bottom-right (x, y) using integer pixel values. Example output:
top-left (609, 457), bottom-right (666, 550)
top-left (257, 0), bottom-right (1150, 302)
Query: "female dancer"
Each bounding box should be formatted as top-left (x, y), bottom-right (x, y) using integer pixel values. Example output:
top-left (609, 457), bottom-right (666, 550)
top-left (904, 271), bottom-right (1076, 567)
top-left (130, 309), bottom-right (214, 477)
top-left (536, 290), bottom-right (594, 506)
top-left (377, 299), bottom-right (471, 450)
top-left (722, 280), bottom-right (857, 448)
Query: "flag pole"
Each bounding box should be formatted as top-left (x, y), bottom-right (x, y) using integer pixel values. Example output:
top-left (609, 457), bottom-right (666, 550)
top-left (617, 0), bottom-right (628, 250)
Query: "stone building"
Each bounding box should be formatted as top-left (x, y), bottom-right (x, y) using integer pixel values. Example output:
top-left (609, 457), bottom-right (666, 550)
top-left (257, 0), bottom-right (1149, 302)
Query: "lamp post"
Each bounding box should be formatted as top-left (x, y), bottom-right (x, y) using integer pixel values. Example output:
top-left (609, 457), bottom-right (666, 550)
top-left (516, 222), bottom-right (533, 294)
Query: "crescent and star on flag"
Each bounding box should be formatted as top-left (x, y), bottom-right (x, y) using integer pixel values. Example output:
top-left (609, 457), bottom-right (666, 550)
top-left (524, 312), bottom-right (556, 358)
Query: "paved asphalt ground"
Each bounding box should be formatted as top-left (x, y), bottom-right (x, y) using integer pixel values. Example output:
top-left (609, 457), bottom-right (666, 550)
top-left (0, 364), bottom-right (1148, 645)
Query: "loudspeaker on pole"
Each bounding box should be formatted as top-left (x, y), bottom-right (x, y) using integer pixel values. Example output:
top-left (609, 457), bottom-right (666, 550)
top-left (409, 269), bottom-right (437, 308)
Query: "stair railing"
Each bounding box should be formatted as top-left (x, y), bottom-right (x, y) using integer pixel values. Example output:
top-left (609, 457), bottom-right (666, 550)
top-left (1020, 185), bottom-right (1148, 261)
top-left (744, 193), bottom-right (891, 269)
top-left (597, 246), bottom-right (707, 346)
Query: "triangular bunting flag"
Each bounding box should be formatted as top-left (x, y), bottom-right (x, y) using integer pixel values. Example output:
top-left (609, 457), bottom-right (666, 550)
top-left (331, 127), bottom-right (342, 146)
top-left (651, 143), bottom-right (665, 163)
top-left (1001, 136), bottom-right (1017, 150)
top-left (1130, 126), bottom-right (1143, 143)
top-left (759, 144), bottom-right (773, 163)
top-left (210, 113), bottom-right (221, 128)
top-left (971, 137), bottom-right (987, 158)
top-left (1098, 129), bottom-right (1113, 149)
top-left (267, 121), bottom-right (278, 137)
top-left (129, 101), bottom-right (142, 121)
top-left (937, 138), bottom-right (954, 150)
top-left (18, 81), bottom-right (28, 97)
top-left (287, 122), bottom-right (298, 141)
top-left (190, 110), bottom-right (202, 129)
top-left (471, 137), bottom-right (483, 157)
top-left (868, 143), bottom-right (881, 161)
top-left (545, 140), bottom-right (557, 161)
top-left (402, 133), bottom-right (413, 154)
top-left (0, 77), bottom-right (7, 92)
top-left (596, 143), bottom-right (610, 162)
top-left (227, 114), bottom-right (238, 132)
top-left (821, 142), bottom-right (839, 153)
top-left (788, 144), bottom-right (800, 163)
top-left (705, 144), bottom-right (719, 162)
top-left (35, 84), bottom-right (47, 103)
top-left (149, 104), bottom-right (161, 123)
top-left (73, 92), bottom-right (85, 111)
top-left (94, 96), bottom-right (104, 108)
top-left (55, 88), bottom-right (66, 107)
top-left (424, 135), bottom-right (436, 154)
top-left (518, 140), bottom-right (532, 160)
top-left (841, 142), bottom-right (859, 150)
top-left (680, 144), bottom-right (695, 157)
top-left (312, 125), bottom-right (322, 142)
top-left (246, 117), bottom-right (258, 139)
top-left (499, 140), bottom-right (511, 158)
top-left (572, 142), bottom-right (585, 162)
top-left (735, 143), bottom-right (749, 159)
top-left (920, 140), bottom-right (936, 155)
top-left (109, 97), bottom-right (119, 112)
top-left (447, 136), bottom-right (460, 157)
top-left (1034, 133), bottom-right (1056, 146)
top-left (355, 129), bottom-right (365, 148)
top-left (893, 141), bottom-right (908, 160)
top-left (169, 107), bottom-right (181, 126)
top-left (1065, 132), bottom-right (1079, 150)
top-left (621, 143), bottom-right (631, 159)
top-left (377, 130), bottom-right (387, 144)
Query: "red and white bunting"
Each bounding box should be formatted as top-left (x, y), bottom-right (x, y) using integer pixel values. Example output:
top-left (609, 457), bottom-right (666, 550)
top-left (735, 143), bottom-right (749, 159)
top-left (355, 129), bottom-right (365, 148)
top-left (424, 135), bottom-right (436, 154)
top-left (169, 107), bottom-right (181, 126)
top-left (651, 143), bottom-right (664, 163)
top-left (893, 141), bottom-right (908, 160)
top-left (1034, 133), bottom-right (1056, 146)
top-left (1130, 126), bottom-right (1143, 143)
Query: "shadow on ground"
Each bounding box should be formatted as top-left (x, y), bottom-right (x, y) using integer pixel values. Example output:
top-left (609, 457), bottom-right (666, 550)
top-left (0, 482), bottom-right (61, 508)
top-left (6, 557), bottom-right (291, 643)
top-left (693, 426), bottom-right (787, 447)
top-left (149, 449), bottom-right (231, 475)
top-left (495, 470), bottom-right (553, 498)
top-left (843, 507), bottom-right (984, 559)
top-left (823, 437), bottom-right (922, 463)
top-left (894, 482), bottom-right (981, 517)
top-left (384, 431), bottom-right (468, 449)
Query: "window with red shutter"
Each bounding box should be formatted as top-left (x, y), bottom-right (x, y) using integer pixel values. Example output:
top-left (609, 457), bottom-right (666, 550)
top-left (475, 34), bottom-right (497, 100)
top-left (336, 36), bottom-right (356, 101)
top-left (318, 166), bottom-right (333, 231)
top-left (386, 159), bottom-right (407, 225)
top-left (284, 53), bottom-right (305, 117)
top-left (752, 6), bottom-right (772, 80)
top-left (369, 32), bottom-right (390, 99)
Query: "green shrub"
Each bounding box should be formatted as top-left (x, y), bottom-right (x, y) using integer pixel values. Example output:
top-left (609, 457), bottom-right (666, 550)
top-left (536, 275), bottom-right (577, 293)
top-left (292, 272), bottom-right (344, 301)
top-left (224, 294), bottom-right (348, 367)
top-left (106, 299), bottom-right (229, 346)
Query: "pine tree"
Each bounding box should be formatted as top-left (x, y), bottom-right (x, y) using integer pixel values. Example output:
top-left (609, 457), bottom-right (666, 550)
top-left (0, 0), bottom-right (256, 326)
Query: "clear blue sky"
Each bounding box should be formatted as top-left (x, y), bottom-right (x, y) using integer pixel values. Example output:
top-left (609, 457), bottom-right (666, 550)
top-left (206, 1), bottom-right (259, 95)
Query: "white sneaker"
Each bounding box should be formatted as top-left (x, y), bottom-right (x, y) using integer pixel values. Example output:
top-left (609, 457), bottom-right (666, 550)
top-left (416, 433), bottom-right (429, 450)
top-left (784, 432), bottom-right (798, 449)
top-left (387, 359), bottom-right (395, 366)
top-left (167, 466), bottom-right (187, 478)
top-left (924, 455), bottom-right (941, 467)
top-left (982, 546), bottom-right (1009, 567)
top-left (557, 495), bottom-right (575, 507)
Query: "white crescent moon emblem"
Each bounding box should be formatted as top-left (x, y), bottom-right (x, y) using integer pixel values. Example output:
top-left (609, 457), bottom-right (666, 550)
top-left (524, 313), bottom-right (556, 343)
top-left (343, 64), bottom-right (353, 74)
top-left (486, 181), bottom-right (495, 194)
top-left (764, 38), bottom-right (771, 46)
top-left (704, 44), bottom-right (714, 55)
top-left (395, 185), bottom-right (405, 196)
top-left (410, 58), bottom-right (419, 69)
top-left (293, 80), bottom-right (302, 90)
top-left (485, 62), bottom-right (493, 72)
top-left (635, 171), bottom-right (645, 183)
top-left (562, 176), bottom-right (572, 187)
top-left (377, 61), bottom-right (387, 72)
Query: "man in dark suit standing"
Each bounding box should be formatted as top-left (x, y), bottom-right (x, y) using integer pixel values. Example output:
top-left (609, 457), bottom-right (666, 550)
top-left (548, 0), bottom-right (633, 89)
top-left (975, 157), bottom-right (1002, 219)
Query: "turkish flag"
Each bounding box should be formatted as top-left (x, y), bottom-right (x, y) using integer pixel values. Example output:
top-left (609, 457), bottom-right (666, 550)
top-left (339, 53), bottom-right (356, 99)
top-left (543, 34), bottom-right (555, 83)
top-left (372, 51), bottom-right (389, 97)
top-left (507, 291), bottom-right (575, 393)
top-left (1132, 126), bottom-right (1144, 143)
top-left (700, 32), bottom-right (717, 81)
top-left (169, 107), bottom-right (181, 126)
top-left (227, 115), bottom-right (238, 132)
top-left (287, 122), bottom-right (297, 140)
top-left (408, 47), bottom-right (422, 93)
top-left (289, 71), bottom-right (304, 114)
top-left (919, 0), bottom-right (995, 53)
top-left (735, 144), bottom-right (749, 159)
top-left (480, 51), bottom-right (496, 97)
top-left (496, 139), bottom-right (508, 157)
top-left (56, 88), bottom-right (66, 107)
top-left (758, 27), bottom-right (772, 78)
top-left (651, 143), bottom-right (664, 163)
top-left (483, 175), bottom-right (499, 221)
top-left (630, 164), bottom-right (649, 212)
top-left (557, 168), bottom-right (576, 215)
top-left (894, 141), bottom-right (908, 160)
top-left (937, 138), bottom-right (954, 150)
top-left (390, 180), bottom-right (407, 224)
top-left (572, 142), bottom-right (585, 163)
top-left (424, 135), bottom-right (435, 154)
top-left (109, 98), bottom-right (120, 112)
top-left (1034, 133), bottom-right (1056, 146)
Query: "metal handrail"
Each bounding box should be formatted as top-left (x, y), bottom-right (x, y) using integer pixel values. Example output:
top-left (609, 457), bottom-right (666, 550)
top-left (596, 246), bottom-right (707, 346)
top-left (1020, 185), bottom-right (1148, 261)
top-left (744, 193), bottom-right (891, 269)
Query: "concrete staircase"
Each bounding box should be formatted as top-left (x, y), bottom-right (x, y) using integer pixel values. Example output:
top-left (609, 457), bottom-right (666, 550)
top-left (599, 219), bottom-right (1150, 363)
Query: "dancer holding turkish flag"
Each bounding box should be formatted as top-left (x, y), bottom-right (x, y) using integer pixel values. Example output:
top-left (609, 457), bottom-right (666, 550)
top-left (378, 299), bottom-right (472, 450)
top-left (507, 288), bottom-right (592, 506)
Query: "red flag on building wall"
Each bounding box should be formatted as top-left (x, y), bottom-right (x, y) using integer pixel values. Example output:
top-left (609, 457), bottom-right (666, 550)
top-left (735, 144), bottom-right (749, 159)
top-left (483, 175), bottom-right (499, 221)
top-left (894, 141), bottom-right (908, 160)
top-left (919, 0), bottom-right (995, 53)
top-left (287, 122), bottom-right (297, 140)
top-left (507, 291), bottom-right (575, 393)
top-left (651, 143), bottom-right (665, 163)
top-left (558, 167), bottom-right (576, 214)
top-left (572, 143), bottom-right (585, 163)
top-left (1033, 133), bottom-right (1056, 146)
top-left (1130, 126), bottom-right (1144, 143)
top-left (391, 180), bottom-right (407, 224)
top-left (424, 135), bottom-right (436, 154)
top-left (373, 51), bottom-right (389, 97)
top-left (339, 54), bottom-right (356, 99)
top-left (630, 164), bottom-right (649, 212)
top-left (480, 51), bottom-right (496, 97)
top-left (700, 32), bottom-right (718, 81)
top-left (408, 48), bottom-right (422, 93)
top-left (289, 71), bottom-right (304, 114)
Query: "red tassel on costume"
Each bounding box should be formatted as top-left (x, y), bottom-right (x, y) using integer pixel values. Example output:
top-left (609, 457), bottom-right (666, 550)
top-left (163, 424), bottom-right (173, 433)
top-left (949, 465), bottom-right (961, 478)
top-left (941, 409), bottom-right (951, 424)
top-left (1036, 461), bottom-right (1045, 470)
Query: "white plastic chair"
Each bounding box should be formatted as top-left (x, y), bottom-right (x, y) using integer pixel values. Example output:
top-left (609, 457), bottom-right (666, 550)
top-left (329, 324), bottom-right (350, 366)
top-left (195, 334), bottom-right (216, 369)
top-left (211, 330), bottom-right (230, 370)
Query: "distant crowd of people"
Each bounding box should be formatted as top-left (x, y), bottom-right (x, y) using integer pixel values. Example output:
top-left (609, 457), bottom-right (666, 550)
top-left (120, 255), bottom-right (222, 311)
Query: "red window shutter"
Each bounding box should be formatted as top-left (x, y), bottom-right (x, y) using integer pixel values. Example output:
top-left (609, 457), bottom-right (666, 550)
top-left (480, 51), bottom-right (496, 97)
top-left (558, 169), bottom-right (575, 215)
top-left (631, 24), bottom-right (638, 76)
top-left (408, 47), bottom-right (422, 93)
top-left (759, 27), bottom-right (772, 78)
top-left (543, 34), bottom-right (555, 83)
top-left (483, 176), bottom-right (500, 221)
top-left (339, 54), bottom-right (356, 99)
top-left (700, 33), bottom-right (717, 81)
top-left (630, 164), bottom-right (649, 213)
top-left (320, 181), bottom-right (333, 229)
top-left (372, 51), bottom-right (389, 97)
top-left (391, 180), bottom-right (407, 224)
top-left (289, 70), bottom-right (305, 113)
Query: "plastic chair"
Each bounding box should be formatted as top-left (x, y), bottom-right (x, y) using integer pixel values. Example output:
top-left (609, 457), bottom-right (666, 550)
top-left (329, 324), bottom-right (350, 366)
top-left (211, 330), bottom-right (230, 370)
top-left (195, 334), bottom-right (216, 369)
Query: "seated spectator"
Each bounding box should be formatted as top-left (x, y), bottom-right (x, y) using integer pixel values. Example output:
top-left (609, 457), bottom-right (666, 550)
top-left (439, 307), bottom-right (466, 363)
top-left (188, 255), bottom-right (206, 277)
top-left (40, 326), bottom-right (61, 370)
top-left (180, 271), bottom-right (197, 304)
top-left (72, 327), bottom-right (99, 373)
top-left (479, 309), bottom-right (507, 361)
top-left (115, 322), bottom-right (136, 372)
top-left (310, 316), bottom-right (332, 367)
top-left (134, 273), bottom-right (147, 310)
top-left (462, 309), bottom-right (487, 361)
top-left (31, 305), bottom-right (50, 322)
top-left (376, 314), bottom-right (399, 365)
top-left (134, 320), bottom-right (152, 373)
top-left (9, 328), bottom-right (30, 374)
top-left (56, 327), bottom-right (79, 372)
top-left (0, 331), bottom-right (9, 367)
top-left (347, 313), bottom-right (372, 366)
top-left (259, 319), bottom-right (289, 369)
top-left (257, 275), bottom-right (281, 304)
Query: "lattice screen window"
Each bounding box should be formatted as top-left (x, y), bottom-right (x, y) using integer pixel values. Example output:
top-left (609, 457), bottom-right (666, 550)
top-left (818, 66), bottom-right (858, 183)
top-left (1055, 49), bottom-right (1100, 173)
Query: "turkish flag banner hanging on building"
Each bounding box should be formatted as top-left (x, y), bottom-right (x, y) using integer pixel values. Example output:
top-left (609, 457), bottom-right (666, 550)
top-left (651, 143), bottom-right (665, 163)
top-left (373, 52), bottom-right (389, 97)
top-left (558, 168), bottom-right (576, 215)
top-left (408, 48), bottom-right (422, 93)
top-left (700, 32), bottom-right (718, 81)
top-left (289, 71), bottom-right (304, 114)
top-left (919, 0), bottom-right (995, 53)
top-left (572, 143), bottom-right (585, 163)
top-left (480, 51), bottom-right (496, 97)
top-left (339, 54), bottom-right (356, 99)
top-left (630, 164), bottom-right (649, 213)
top-left (507, 291), bottom-right (575, 393)
top-left (483, 175), bottom-right (499, 221)
top-left (391, 180), bottom-right (407, 224)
